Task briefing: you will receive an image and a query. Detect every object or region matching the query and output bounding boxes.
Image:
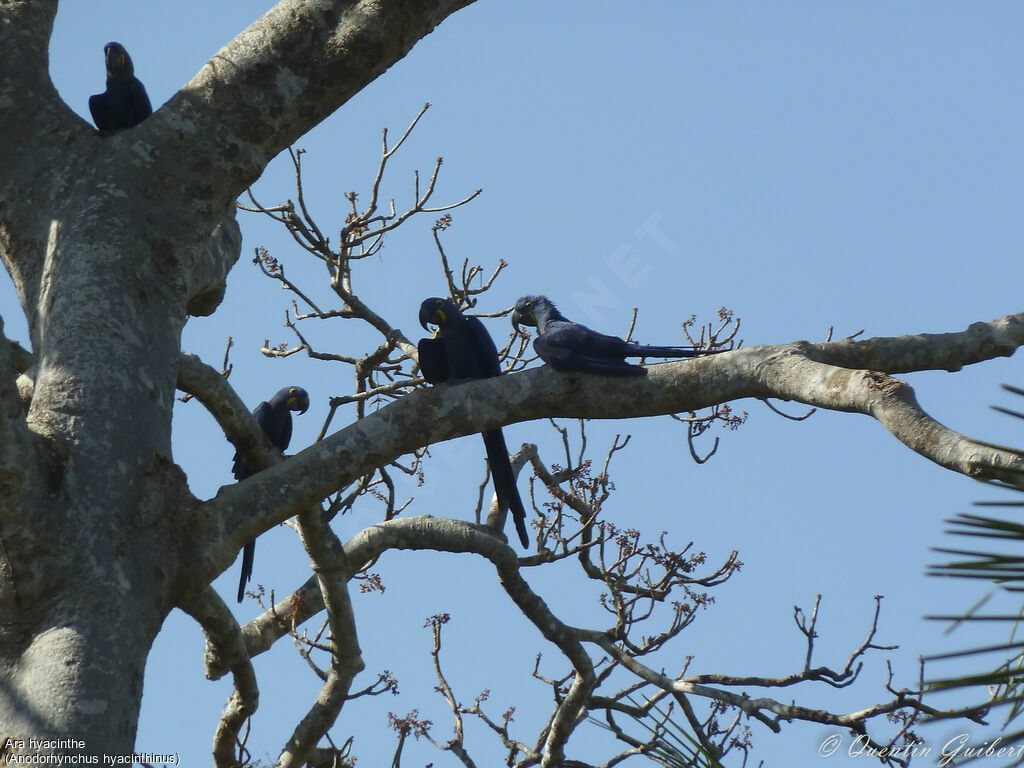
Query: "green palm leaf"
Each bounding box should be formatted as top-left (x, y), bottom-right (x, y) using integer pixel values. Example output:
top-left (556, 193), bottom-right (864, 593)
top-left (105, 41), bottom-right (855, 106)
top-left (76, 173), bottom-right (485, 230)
top-left (924, 386), bottom-right (1024, 749)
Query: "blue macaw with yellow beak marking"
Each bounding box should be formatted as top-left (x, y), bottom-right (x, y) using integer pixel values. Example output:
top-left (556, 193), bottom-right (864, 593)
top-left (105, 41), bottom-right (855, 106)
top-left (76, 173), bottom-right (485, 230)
top-left (418, 297), bottom-right (530, 548)
top-left (512, 295), bottom-right (723, 376)
top-left (232, 386), bottom-right (310, 603)
top-left (89, 42), bottom-right (153, 132)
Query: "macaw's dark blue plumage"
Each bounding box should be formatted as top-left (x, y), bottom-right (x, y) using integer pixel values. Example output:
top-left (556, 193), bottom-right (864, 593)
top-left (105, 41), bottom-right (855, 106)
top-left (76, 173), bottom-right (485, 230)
top-left (511, 295), bottom-right (719, 376)
top-left (233, 386), bottom-right (310, 603)
top-left (88, 42), bottom-right (152, 133)
top-left (418, 297), bottom-right (530, 548)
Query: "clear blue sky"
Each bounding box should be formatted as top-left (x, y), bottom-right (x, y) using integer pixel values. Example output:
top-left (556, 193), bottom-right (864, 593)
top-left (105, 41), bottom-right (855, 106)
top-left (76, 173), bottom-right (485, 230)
top-left (3, 1), bottom-right (1023, 765)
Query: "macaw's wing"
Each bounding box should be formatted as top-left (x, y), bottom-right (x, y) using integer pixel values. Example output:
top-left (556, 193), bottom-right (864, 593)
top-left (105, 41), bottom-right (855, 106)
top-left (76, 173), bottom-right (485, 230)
top-left (231, 400), bottom-right (272, 480)
top-left (89, 93), bottom-right (111, 131)
top-left (256, 400), bottom-right (293, 451)
top-left (233, 399), bottom-right (288, 479)
top-left (418, 337), bottom-right (449, 384)
top-left (231, 452), bottom-right (251, 481)
top-left (466, 317), bottom-right (502, 378)
top-left (532, 333), bottom-right (570, 365)
top-left (237, 541), bottom-right (255, 603)
top-left (130, 78), bottom-right (152, 124)
top-left (532, 320), bottom-right (593, 364)
top-left (482, 428), bottom-right (529, 547)
top-left (102, 79), bottom-right (152, 131)
top-left (570, 325), bottom-right (632, 359)
top-left (536, 322), bottom-right (648, 375)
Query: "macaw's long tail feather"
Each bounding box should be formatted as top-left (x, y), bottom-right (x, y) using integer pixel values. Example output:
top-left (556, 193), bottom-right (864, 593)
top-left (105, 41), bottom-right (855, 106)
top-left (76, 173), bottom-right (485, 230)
top-left (631, 344), bottom-right (721, 358)
top-left (482, 429), bottom-right (530, 547)
top-left (237, 541), bottom-right (255, 603)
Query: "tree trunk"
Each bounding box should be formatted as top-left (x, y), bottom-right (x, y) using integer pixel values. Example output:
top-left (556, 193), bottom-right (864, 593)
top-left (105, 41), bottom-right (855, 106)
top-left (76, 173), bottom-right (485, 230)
top-left (0, 0), bottom-right (478, 754)
top-left (0, 215), bottom-right (214, 752)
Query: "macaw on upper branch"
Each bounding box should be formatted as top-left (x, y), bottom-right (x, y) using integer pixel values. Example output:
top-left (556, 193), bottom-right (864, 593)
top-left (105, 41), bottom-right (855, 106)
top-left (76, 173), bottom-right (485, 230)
top-left (232, 386), bottom-right (310, 603)
top-left (418, 297), bottom-right (530, 548)
top-left (89, 42), bottom-right (153, 132)
top-left (511, 294), bottom-right (721, 376)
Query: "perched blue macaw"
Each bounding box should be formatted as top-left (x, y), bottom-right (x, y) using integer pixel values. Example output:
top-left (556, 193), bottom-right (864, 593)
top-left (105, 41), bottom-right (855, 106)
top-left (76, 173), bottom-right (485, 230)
top-left (233, 386), bottom-right (310, 603)
top-left (89, 42), bottom-right (152, 132)
top-left (512, 295), bottom-right (720, 376)
top-left (418, 297), bottom-right (530, 547)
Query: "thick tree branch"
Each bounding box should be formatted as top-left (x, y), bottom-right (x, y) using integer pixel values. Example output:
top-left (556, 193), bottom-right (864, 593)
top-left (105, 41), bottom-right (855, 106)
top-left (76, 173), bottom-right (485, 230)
top-left (178, 588), bottom-right (259, 768)
top-left (809, 313), bottom-right (1024, 373)
top-left (153, 0), bottom-right (478, 231)
top-left (200, 576), bottom-right (324, 680)
top-left (185, 209), bottom-right (244, 317)
top-left (203, 312), bottom-right (1024, 569)
top-left (0, 317), bottom-right (34, 506)
top-left (277, 509), bottom-right (364, 767)
top-left (0, 2), bottom-right (61, 151)
top-left (762, 353), bottom-right (1020, 477)
top-left (0, 0), bottom-right (72, 331)
top-left (176, 352), bottom-right (285, 477)
top-left (4, 336), bottom-right (33, 376)
top-left (0, 3), bottom-right (56, 96)
top-left (233, 577), bottom-right (325, 676)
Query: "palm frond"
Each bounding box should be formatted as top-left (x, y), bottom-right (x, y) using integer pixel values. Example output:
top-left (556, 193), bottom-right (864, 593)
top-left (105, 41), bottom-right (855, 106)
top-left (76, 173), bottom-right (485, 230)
top-left (924, 385), bottom-right (1024, 758)
top-left (587, 694), bottom-right (726, 768)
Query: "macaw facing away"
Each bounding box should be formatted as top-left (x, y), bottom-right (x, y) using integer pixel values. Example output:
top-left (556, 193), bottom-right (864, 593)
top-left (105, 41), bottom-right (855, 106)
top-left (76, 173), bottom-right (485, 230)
top-left (511, 295), bottom-right (721, 376)
top-left (418, 297), bottom-right (530, 548)
top-left (233, 386), bottom-right (310, 603)
top-left (88, 42), bottom-right (153, 132)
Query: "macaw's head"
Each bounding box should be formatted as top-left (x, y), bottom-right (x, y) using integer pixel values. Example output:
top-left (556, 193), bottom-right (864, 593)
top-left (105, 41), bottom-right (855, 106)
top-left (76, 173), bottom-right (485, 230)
top-left (273, 386), bottom-right (310, 414)
top-left (511, 295), bottom-right (553, 333)
top-left (103, 42), bottom-right (133, 75)
top-left (418, 297), bottom-right (461, 331)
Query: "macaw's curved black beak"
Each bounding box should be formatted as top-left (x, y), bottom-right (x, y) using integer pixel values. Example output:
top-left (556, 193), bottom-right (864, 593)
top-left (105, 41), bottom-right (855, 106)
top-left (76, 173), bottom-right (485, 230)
top-left (512, 307), bottom-right (538, 333)
top-left (105, 44), bottom-right (127, 72)
top-left (419, 304), bottom-right (435, 332)
top-left (286, 389), bottom-right (310, 414)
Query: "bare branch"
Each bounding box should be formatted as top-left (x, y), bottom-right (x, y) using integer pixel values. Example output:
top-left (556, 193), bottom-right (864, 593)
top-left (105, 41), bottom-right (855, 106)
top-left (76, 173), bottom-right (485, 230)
top-left (809, 313), bottom-right (1023, 373)
top-left (368, 104), bottom-right (432, 218)
top-left (178, 588), bottom-right (259, 768)
top-left (762, 398), bottom-right (816, 421)
top-left (277, 507), bottom-right (365, 767)
top-left (587, 622), bottom-right (977, 744)
top-left (221, 576), bottom-right (325, 678)
top-left (343, 515), bottom-right (595, 766)
top-left (425, 613), bottom-right (480, 767)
